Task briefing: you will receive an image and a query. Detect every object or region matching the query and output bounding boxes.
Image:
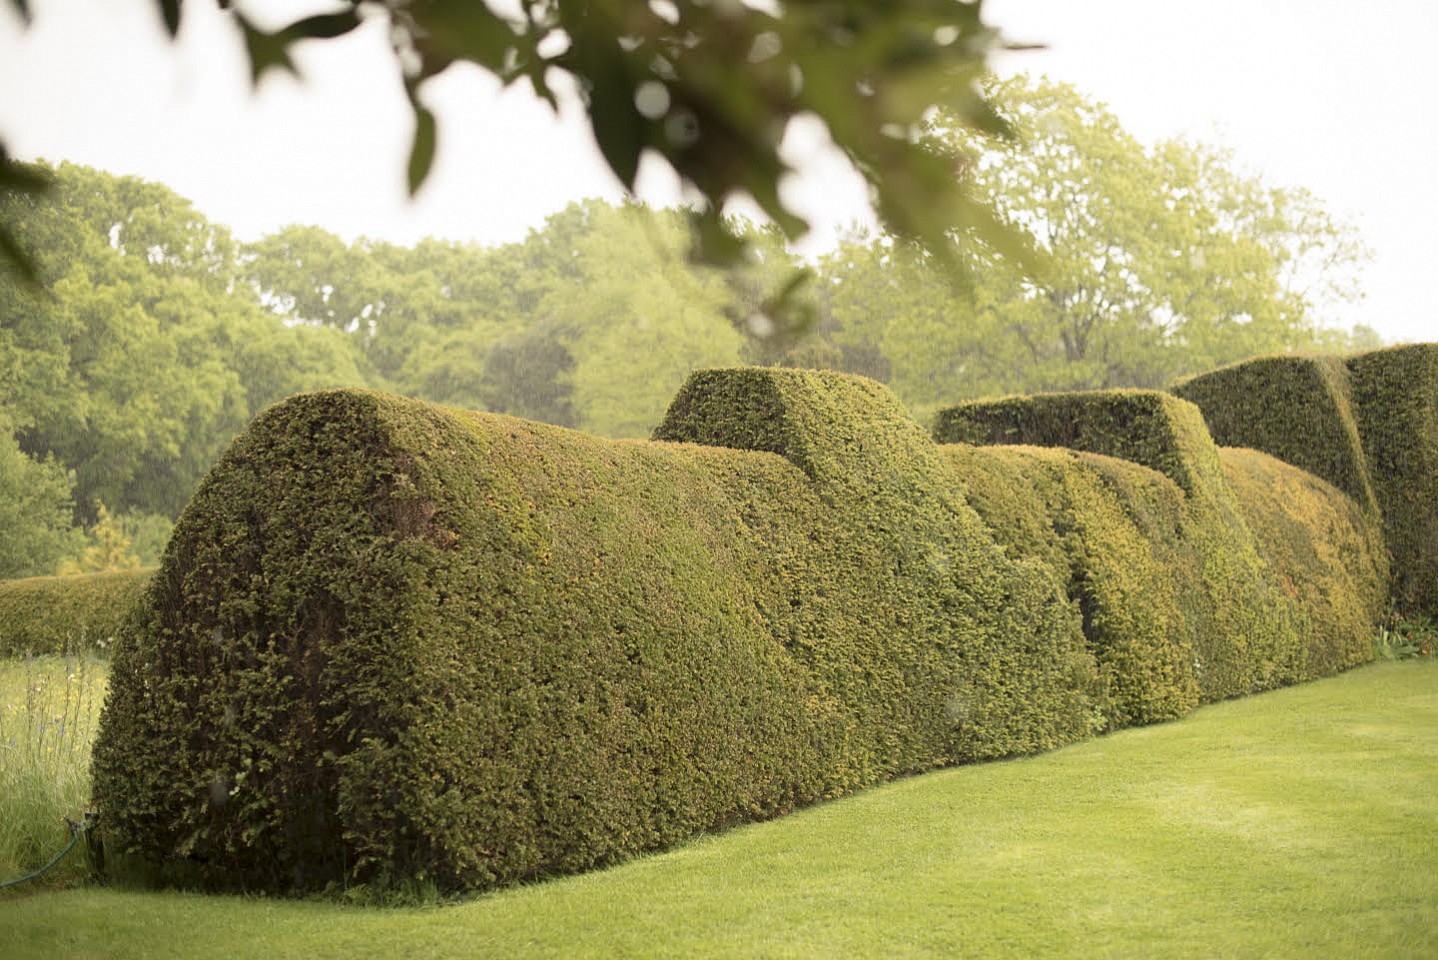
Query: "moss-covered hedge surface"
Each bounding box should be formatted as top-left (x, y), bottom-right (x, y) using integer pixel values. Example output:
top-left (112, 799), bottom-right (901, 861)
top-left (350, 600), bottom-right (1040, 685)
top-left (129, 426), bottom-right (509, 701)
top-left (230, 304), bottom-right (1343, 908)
top-left (934, 389), bottom-right (1386, 703)
top-left (0, 569), bottom-right (154, 657)
top-left (92, 374), bottom-right (1102, 897)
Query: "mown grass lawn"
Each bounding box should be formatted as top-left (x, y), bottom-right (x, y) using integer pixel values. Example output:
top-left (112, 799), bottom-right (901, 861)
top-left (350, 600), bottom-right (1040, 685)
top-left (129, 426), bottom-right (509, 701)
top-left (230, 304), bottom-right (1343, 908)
top-left (3, 657), bottom-right (1435, 960)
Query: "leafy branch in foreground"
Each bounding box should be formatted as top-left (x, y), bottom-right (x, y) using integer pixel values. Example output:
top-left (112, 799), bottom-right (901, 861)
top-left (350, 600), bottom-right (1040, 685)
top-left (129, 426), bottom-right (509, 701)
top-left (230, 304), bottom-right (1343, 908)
top-left (1, 0), bottom-right (1038, 292)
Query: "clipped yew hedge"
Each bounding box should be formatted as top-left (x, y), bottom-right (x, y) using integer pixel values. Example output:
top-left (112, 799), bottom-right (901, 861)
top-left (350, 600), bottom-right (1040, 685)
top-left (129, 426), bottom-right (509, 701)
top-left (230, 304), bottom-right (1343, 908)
top-left (1171, 344), bottom-right (1438, 619)
top-left (1219, 448), bottom-right (1388, 675)
top-left (92, 359), bottom-right (1407, 900)
top-left (0, 569), bottom-right (154, 657)
top-left (92, 372), bottom-right (1101, 897)
top-left (933, 389), bottom-right (1384, 703)
top-left (943, 444), bottom-right (1199, 728)
top-left (1347, 343), bottom-right (1438, 617)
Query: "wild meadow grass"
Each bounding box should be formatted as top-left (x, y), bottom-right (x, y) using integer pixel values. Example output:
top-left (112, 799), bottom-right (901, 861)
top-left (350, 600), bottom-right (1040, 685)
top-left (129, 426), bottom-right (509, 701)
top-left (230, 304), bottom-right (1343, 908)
top-left (1, 655), bottom-right (1434, 960)
top-left (0, 653), bottom-right (108, 892)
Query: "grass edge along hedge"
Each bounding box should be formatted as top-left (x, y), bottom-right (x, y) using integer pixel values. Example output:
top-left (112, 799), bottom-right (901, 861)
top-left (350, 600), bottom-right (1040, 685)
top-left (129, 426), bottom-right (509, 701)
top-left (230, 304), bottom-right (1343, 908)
top-left (0, 568), bottom-right (155, 657)
top-left (91, 372), bottom-right (1101, 898)
top-left (933, 389), bottom-right (1386, 703)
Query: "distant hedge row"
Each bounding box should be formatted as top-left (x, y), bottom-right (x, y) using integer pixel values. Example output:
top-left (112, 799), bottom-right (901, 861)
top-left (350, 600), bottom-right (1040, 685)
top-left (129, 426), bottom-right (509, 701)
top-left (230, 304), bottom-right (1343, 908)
top-left (91, 346), bottom-right (1418, 898)
top-left (0, 569), bottom-right (154, 657)
top-left (937, 390), bottom-right (1386, 715)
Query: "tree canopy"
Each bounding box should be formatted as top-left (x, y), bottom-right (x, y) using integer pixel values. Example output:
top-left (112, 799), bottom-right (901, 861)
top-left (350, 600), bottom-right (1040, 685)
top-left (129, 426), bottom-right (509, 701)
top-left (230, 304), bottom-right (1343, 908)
top-left (0, 75), bottom-right (1379, 576)
top-left (811, 77), bottom-right (1375, 420)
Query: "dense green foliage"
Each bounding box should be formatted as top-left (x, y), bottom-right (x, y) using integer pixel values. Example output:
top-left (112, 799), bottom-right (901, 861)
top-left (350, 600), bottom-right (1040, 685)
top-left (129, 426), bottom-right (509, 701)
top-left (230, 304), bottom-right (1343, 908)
top-left (1219, 448), bottom-right (1387, 675)
top-left (944, 445), bottom-right (1199, 727)
top-left (0, 570), bottom-right (153, 657)
top-left (808, 79), bottom-right (1376, 421)
top-left (91, 372), bottom-right (1102, 895)
top-left (1346, 344), bottom-right (1438, 618)
top-left (0, 83), bottom-right (1379, 577)
top-left (932, 389), bottom-right (1385, 701)
top-left (0, 162), bottom-right (366, 576)
top-left (91, 359), bottom-right (1408, 898)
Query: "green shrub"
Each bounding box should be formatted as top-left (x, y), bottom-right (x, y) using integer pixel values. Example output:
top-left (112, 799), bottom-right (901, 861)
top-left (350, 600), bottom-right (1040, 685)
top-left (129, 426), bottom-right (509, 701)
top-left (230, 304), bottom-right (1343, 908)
top-left (0, 569), bottom-right (154, 657)
top-left (934, 390), bottom-right (1314, 700)
top-left (92, 374), bottom-right (1101, 897)
top-left (1172, 354), bottom-right (1378, 514)
top-left (1346, 343), bottom-right (1438, 617)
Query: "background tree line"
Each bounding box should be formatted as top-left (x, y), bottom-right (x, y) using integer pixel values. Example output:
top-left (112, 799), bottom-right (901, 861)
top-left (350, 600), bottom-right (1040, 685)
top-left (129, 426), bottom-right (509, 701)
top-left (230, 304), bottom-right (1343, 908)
top-left (0, 77), bottom-right (1380, 579)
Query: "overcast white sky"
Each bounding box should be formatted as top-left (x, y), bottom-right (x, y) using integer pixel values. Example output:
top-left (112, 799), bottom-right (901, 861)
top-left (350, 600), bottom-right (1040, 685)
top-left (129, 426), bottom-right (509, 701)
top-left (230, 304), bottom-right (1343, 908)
top-left (1, 0), bottom-right (1434, 344)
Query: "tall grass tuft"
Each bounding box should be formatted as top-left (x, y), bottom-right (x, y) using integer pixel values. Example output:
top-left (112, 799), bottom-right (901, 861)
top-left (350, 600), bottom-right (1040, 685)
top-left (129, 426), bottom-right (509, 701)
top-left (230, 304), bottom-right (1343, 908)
top-left (0, 652), bottom-right (108, 892)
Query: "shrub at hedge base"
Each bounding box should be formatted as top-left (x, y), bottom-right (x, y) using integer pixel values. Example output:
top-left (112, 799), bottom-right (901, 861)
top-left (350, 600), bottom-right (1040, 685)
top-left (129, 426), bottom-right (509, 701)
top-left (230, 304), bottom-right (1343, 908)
top-left (933, 389), bottom-right (1384, 703)
top-left (0, 569), bottom-right (154, 657)
top-left (92, 374), bottom-right (1101, 897)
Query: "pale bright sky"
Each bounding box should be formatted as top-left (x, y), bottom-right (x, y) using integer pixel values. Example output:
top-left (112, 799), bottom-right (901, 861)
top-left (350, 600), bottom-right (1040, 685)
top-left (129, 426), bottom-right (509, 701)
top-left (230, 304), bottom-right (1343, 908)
top-left (1, 0), bottom-right (1435, 344)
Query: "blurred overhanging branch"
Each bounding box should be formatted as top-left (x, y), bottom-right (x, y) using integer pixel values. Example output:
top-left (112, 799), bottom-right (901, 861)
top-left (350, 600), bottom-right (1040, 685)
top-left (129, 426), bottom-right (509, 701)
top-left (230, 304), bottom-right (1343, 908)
top-left (1, 0), bottom-right (1044, 320)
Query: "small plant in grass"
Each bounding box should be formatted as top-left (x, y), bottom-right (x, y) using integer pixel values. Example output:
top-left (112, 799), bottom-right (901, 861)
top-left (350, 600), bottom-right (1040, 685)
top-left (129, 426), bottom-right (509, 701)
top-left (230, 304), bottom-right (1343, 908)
top-left (0, 651), bottom-right (108, 892)
top-left (1373, 613), bottom-right (1436, 660)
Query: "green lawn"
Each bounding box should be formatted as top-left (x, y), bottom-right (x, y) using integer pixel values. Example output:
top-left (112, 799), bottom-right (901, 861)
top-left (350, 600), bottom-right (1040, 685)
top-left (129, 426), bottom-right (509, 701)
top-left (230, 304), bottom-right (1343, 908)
top-left (3, 657), bottom-right (1435, 960)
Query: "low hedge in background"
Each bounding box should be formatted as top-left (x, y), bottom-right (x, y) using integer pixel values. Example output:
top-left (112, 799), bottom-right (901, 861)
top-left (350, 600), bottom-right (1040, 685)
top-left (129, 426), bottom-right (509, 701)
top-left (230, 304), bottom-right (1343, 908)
top-left (0, 569), bottom-right (154, 657)
top-left (92, 372), bottom-right (1101, 898)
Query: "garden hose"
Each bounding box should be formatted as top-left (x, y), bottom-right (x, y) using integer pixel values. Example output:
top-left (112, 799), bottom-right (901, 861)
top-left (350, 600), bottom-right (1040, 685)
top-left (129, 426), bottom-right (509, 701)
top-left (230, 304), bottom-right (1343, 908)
top-left (0, 815), bottom-right (84, 890)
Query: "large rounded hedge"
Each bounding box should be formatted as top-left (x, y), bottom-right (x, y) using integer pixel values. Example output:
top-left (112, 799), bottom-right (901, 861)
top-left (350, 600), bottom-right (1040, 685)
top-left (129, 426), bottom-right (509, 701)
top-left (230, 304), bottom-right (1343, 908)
top-left (92, 372), bottom-right (1100, 896)
top-left (91, 360), bottom-right (1403, 900)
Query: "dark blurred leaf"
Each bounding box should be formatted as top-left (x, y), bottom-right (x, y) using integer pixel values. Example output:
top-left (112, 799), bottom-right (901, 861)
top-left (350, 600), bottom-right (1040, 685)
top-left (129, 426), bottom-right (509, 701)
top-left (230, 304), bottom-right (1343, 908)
top-left (0, 143), bottom-right (52, 288)
top-left (7, 0), bottom-right (31, 26)
top-left (284, 10), bottom-right (363, 42)
top-left (158, 0), bottom-right (181, 38)
top-left (234, 9), bottom-right (363, 86)
top-left (407, 104), bottom-right (437, 197)
top-left (585, 69), bottom-right (645, 192)
top-left (406, 1), bottom-right (521, 80)
top-left (235, 12), bottom-right (298, 84)
top-left (0, 146), bottom-right (52, 195)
